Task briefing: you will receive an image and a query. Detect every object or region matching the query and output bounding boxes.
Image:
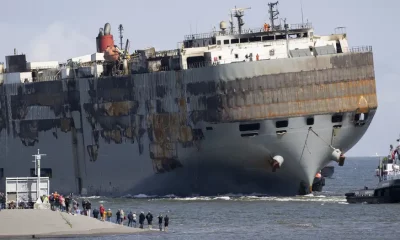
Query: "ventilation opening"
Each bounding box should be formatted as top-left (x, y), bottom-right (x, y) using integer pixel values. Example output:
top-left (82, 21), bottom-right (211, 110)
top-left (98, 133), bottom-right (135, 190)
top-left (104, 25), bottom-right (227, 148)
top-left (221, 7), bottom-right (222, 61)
top-left (239, 123), bottom-right (260, 131)
top-left (276, 120), bottom-right (288, 128)
top-left (206, 127), bottom-right (213, 131)
top-left (241, 133), bottom-right (258, 137)
top-left (306, 117), bottom-right (314, 125)
top-left (332, 114), bottom-right (343, 123)
top-left (30, 168), bottom-right (52, 178)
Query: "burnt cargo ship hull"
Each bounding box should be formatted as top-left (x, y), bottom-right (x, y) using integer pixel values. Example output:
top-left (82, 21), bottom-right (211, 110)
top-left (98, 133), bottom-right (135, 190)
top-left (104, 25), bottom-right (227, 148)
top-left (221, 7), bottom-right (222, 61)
top-left (0, 51), bottom-right (377, 196)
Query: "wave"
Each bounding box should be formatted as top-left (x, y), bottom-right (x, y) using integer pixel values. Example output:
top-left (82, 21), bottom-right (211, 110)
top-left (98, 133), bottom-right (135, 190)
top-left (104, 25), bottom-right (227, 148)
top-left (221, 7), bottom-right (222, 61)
top-left (147, 194), bottom-right (346, 203)
top-left (76, 193), bottom-right (346, 203)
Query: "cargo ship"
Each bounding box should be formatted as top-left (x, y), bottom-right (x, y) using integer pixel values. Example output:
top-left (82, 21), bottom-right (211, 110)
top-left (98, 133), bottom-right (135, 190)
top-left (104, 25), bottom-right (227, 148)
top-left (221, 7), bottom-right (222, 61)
top-left (0, 2), bottom-right (377, 197)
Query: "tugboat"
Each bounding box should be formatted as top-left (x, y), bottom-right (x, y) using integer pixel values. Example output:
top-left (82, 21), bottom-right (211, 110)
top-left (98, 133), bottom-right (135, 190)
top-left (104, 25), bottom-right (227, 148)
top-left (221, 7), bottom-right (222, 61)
top-left (345, 143), bottom-right (400, 204)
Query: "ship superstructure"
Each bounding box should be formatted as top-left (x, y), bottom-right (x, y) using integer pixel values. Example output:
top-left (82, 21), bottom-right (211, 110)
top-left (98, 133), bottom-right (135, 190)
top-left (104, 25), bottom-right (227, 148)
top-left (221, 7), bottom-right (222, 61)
top-left (0, 2), bottom-right (377, 196)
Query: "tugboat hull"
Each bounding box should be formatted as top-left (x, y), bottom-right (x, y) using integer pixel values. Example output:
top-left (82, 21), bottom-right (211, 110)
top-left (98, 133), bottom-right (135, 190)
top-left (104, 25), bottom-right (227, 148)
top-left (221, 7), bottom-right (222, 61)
top-left (345, 179), bottom-right (400, 204)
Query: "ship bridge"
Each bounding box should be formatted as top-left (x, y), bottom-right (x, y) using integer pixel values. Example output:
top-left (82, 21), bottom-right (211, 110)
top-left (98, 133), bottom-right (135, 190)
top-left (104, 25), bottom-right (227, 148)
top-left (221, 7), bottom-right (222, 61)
top-left (183, 22), bottom-right (313, 49)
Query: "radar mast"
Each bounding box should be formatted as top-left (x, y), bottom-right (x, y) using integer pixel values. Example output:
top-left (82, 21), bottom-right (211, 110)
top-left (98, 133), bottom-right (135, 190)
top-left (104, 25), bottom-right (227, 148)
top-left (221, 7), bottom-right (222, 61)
top-left (230, 6), bottom-right (251, 34)
top-left (268, 1), bottom-right (280, 30)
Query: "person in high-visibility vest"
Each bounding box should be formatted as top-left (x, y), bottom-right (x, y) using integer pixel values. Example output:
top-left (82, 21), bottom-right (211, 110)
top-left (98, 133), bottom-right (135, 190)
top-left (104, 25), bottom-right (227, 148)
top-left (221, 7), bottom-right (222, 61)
top-left (263, 23), bottom-right (270, 32)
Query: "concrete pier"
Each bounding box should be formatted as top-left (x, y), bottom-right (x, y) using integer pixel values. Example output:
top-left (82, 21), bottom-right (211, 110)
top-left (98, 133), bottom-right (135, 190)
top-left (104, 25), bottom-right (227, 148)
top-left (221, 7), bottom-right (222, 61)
top-left (0, 209), bottom-right (148, 238)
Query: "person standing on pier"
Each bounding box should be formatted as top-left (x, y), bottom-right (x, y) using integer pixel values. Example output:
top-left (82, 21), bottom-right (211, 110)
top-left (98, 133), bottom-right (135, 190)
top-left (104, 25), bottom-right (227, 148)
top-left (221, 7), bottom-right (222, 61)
top-left (85, 200), bottom-right (92, 217)
top-left (128, 211), bottom-right (134, 227)
top-left (158, 214), bottom-right (163, 231)
top-left (116, 209), bottom-right (121, 224)
top-left (99, 204), bottom-right (105, 221)
top-left (82, 199), bottom-right (87, 213)
top-left (92, 208), bottom-right (100, 219)
top-left (65, 195), bottom-right (70, 213)
top-left (139, 211), bottom-right (145, 228)
top-left (59, 195), bottom-right (65, 212)
top-left (120, 210), bottom-right (125, 225)
top-left (0, 192), bottom-right (4, 211)
top-left (106, 209), bottom-right (112, 222)
top-left (72, 199), bottom-right (78, 214)
top-left (164, 215), bottom-right (169, 232)
top-left (133, 212), bottom-right (137, 227)
top-left (146, 211), bottom-right (153, 229)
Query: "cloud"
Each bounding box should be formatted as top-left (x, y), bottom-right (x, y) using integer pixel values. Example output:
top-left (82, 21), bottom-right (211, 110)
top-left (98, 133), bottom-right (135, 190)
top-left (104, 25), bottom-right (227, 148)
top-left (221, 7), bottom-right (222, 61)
top-left (27, 21), bottom-right (94, 62)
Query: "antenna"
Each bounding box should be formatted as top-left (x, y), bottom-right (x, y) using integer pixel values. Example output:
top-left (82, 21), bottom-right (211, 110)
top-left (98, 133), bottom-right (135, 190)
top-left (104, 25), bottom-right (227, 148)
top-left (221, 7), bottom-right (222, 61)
top-left (300, 0), bottom-right (304, 27)
top-left (268, 1), bottom-right (279, 30)
top-left (229, 11), bottom-right (235, 33)
top-left (230, 6), bottom-right (251, 34)
top-left (118, 24), bottom-right (124, 50)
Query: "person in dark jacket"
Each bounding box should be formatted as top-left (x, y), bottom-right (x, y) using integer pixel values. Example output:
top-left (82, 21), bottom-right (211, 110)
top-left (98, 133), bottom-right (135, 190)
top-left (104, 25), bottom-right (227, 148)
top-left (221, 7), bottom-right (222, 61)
top-left (164, 215), bottom-right (169, 232)
top-left (82, 199), bottom-right (87, 212)
top-left (158, 214), bottom-right (163, 231)
top-left (85, 200), bottom-right (92, 217)
top-left (127, 211), bottom-right (134, 227)
top-left (92, 208), bottom-right (99, 219)
top-left (139, 211), bottom-right (145, 229)
top-left (116, 209), bottom-right (121, 224)
top-left (64, 196), bottom-right (70, 213)
top-left (146, 211), bottom-right (153, 229)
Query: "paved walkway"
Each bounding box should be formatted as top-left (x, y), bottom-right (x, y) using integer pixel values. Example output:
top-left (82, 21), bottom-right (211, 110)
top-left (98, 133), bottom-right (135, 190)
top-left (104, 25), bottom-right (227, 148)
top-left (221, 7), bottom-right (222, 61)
top-left (0, 209), bottom-right (148, 238)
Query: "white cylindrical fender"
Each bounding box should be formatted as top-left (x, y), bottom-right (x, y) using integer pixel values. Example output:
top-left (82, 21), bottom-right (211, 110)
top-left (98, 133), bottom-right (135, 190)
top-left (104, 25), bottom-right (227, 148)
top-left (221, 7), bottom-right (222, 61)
top-left (273, 155), bottom-right (284, 167)
top-left (331, 149), bottom-right (342, 162)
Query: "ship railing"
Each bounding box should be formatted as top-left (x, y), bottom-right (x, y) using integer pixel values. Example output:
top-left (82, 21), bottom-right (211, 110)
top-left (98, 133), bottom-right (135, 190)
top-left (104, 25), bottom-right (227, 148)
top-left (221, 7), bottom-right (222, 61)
top-left (184, 22), bottom-right (313, 40)
top-left (289, 22), bottom-right (313, 30)
top-left (344, 46), bottom-right (373, 53)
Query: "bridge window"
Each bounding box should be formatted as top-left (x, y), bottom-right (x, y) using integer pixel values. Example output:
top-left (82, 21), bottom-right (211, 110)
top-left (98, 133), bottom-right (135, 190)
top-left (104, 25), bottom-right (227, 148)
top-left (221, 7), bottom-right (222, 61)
top-left (224, 39), bottom-right (230, 44)
top-left (231, 39), bottom-right (239, 44)
top-left (263, 35), bottom-right (275, 41)
top-left (30, 168), bottom-right (53, 178)
top-left (240, 38), bottom-right (249, 43)
top-left (249, 37), bottom-right (262, 42)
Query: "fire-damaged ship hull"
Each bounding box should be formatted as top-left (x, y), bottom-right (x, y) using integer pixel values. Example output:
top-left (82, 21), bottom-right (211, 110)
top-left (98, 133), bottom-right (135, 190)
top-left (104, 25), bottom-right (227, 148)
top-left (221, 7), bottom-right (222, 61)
top-left (0, 51), bottom-right (377, 196)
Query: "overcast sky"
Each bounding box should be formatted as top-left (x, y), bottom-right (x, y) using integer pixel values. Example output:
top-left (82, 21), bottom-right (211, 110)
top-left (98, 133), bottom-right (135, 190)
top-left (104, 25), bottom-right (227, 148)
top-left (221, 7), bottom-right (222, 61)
top-left (0, 0), bottom-right (398, 157)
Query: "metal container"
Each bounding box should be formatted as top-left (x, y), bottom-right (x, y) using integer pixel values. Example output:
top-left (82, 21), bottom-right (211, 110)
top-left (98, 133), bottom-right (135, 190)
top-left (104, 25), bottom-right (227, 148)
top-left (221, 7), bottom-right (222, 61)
top-left (99, 35), bottom-right (115, 53)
